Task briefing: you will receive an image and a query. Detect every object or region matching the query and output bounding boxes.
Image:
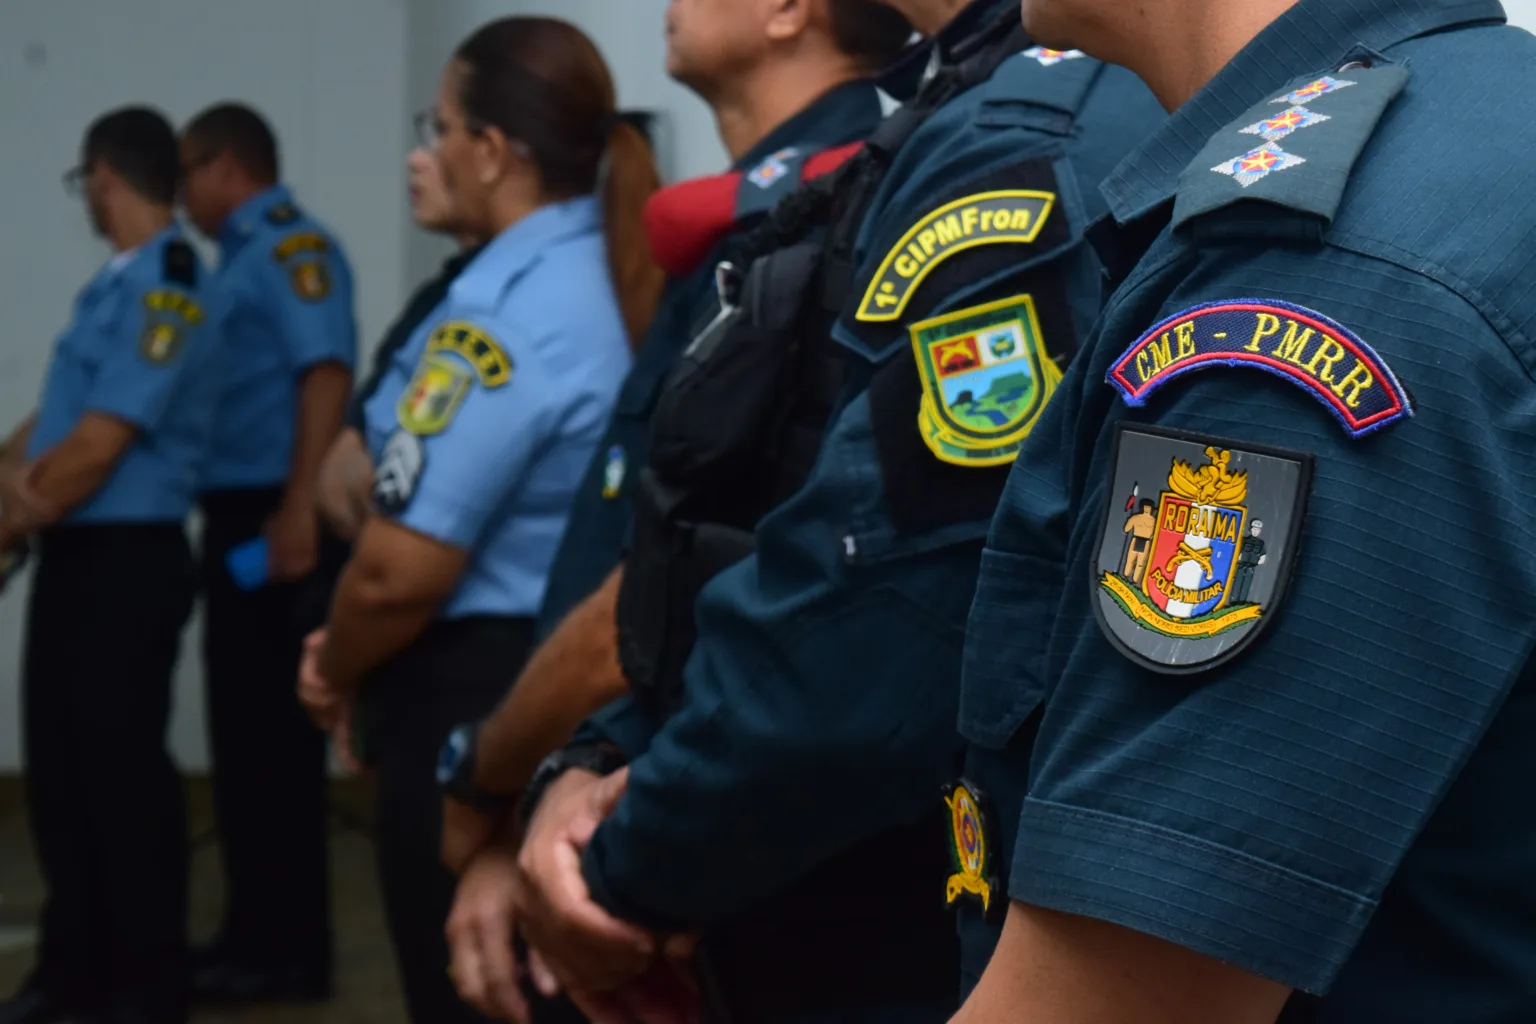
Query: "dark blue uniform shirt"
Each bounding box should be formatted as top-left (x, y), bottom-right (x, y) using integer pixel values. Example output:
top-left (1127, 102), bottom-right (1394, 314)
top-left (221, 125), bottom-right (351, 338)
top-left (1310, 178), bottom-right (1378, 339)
top-left (577, 3), bottom-right (1165, 930)
top-left (535, 79), bottom-right (891, 635)
top-left (959, 2), bottom-right (1536, 1019)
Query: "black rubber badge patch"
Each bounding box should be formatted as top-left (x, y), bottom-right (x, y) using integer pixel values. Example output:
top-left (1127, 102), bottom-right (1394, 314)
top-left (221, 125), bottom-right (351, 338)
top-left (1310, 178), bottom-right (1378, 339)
top-left (1092, 424), bottom-right (1312, 674)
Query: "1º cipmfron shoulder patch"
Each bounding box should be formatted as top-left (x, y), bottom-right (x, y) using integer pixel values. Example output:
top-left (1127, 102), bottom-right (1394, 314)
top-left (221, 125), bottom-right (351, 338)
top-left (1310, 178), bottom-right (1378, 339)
top-left (911, 294), bottom-right (1061, 467)
top-left (1107, 299), bottom-right (1412, 438)
top-left (857, 191), bottom-right (1055, 323)
top-left (1093, 424), bottom-right (1312, 674)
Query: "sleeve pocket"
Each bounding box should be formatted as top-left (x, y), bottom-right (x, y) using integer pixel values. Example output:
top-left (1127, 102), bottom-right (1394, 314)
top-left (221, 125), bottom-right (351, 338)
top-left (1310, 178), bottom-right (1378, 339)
top-left (958, 546), bottom-right (1063, 748)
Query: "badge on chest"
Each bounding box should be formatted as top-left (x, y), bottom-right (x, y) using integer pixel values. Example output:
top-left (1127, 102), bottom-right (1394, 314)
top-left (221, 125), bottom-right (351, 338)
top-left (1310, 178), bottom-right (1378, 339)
top-left (1093, 424), bottom-right (1312, 674)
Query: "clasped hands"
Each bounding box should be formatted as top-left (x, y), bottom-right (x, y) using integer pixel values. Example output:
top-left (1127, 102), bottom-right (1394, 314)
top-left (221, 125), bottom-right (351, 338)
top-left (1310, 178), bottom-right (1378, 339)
top-left (447, 767), bottom-right (701, 1024)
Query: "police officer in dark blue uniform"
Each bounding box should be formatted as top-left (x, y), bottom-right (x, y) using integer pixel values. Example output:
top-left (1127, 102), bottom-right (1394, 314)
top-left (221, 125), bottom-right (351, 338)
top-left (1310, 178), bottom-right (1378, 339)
top-left (506, 1), bottom-right (1164, 1020)
top-left (951, 2), bottom-right (1536, 1023)
top-left (177, 103), bottom-right (357, 1002)
top-left (0, 107), bottom-right (217, 1024)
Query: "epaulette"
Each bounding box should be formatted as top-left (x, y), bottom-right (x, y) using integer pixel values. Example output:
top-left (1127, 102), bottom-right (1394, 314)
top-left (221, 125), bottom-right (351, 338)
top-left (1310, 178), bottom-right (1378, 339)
top-left (162, 238), bottom-right (197, 287)
top-left (265, 201), bottom-right (300, 226)
top-left (1172, 58), bottom-right (1410, 236)
top-left (641, 143), bottom-right (863, 277)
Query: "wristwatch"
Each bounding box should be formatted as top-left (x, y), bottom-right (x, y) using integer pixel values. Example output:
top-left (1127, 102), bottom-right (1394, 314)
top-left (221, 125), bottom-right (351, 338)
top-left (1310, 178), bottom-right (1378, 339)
top-left (520, 742), bottom-right (629, 820)
top-left (435, 723), bottom-right (516, 815)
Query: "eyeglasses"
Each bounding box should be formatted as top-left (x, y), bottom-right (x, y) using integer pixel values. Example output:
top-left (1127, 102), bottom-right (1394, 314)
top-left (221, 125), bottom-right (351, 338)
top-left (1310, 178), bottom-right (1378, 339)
top-left (414, 110), bottom-right (502, 152)
top-left (61, 164), bottom-right (88, 197)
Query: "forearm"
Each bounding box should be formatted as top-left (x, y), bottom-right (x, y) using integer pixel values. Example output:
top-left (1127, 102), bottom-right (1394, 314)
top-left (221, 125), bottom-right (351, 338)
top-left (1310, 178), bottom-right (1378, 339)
top-left (286, 362), bottom-right (352, 508)
top-left (1, 415), bottom-right (36, 465)
top-left (27, 416), bottom-right (136, 521)
top-left (320, 559), bottom-right (440, 693)
top-left (476, 567), bottom-right (628, 795)
top-left (582, 581), bottom-right (965, 930)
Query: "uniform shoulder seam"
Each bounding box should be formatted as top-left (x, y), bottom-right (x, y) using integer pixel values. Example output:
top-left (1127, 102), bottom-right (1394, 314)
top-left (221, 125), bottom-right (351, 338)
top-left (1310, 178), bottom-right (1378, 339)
top-left (1327, 232), bottom-right (1536, 385)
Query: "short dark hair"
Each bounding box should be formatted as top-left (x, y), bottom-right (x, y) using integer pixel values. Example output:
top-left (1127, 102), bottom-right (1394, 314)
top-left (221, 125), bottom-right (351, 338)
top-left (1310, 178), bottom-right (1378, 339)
top-left (82, 106), bottom-right (179, 205)
top-left (183, 103), bottom-right (280, 183)
top-left (829, 0), bottom-right (914, 70)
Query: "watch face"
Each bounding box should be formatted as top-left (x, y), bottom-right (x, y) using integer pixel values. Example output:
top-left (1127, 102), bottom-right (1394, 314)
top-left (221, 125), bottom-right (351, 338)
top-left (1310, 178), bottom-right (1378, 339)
top-left (436, 727), bottom-right (470, 785)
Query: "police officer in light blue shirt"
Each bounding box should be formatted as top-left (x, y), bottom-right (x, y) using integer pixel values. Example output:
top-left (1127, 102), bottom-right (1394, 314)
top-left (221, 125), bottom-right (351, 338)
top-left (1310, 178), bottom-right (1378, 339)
top-left (295, 17), bottom-right (655, 1024)
top-left (0, 107), bottom-right (215, 1024)
top-left (177, 103), bottom-right (356, 1002)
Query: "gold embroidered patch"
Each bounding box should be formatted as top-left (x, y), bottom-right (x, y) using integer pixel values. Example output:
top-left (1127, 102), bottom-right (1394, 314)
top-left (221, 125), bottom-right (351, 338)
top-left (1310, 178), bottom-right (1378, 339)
top-left (397, 354), bottom-right (473, 436)
top-left (944, 782), bottom-right (993, 911)
top-left (857, 190), bottom-right (1056, 323)
top-left (290, 261), bottom-right (332, 301)
top-left (272, 232), bottom-right (330, 262)
top-left (426, 321), bottom-right (512, 388)
top-left (911, 294), bottom-right (1061, 468)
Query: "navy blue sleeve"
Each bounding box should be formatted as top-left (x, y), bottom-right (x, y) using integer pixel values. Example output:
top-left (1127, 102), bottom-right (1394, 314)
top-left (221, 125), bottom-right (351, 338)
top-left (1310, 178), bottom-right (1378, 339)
top-left (1001, 245), bottom-right (1536, 994)
top-left (581, 392), bottom-right (977, 930)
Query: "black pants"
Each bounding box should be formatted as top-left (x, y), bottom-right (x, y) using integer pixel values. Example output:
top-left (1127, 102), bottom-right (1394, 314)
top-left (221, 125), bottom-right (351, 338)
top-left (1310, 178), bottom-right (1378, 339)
top-left (198, 488), bottom-right (335, 971)
top-left (23, 524), bottom-right (194, 1016)
top-left (358, 615), bottom-right (576, 1024)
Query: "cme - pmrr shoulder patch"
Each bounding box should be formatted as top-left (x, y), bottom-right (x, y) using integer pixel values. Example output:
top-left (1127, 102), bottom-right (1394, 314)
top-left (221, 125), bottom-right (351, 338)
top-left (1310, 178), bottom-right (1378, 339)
top-left (396, 321), bottom-right (512, 436)
top-left (911, 294), bottom-right (1060, 467)
top-left (1093, 424), bottom-right (1312, 674)
top-left (138, 289), bottom-right (204, 364)
top-left (1106, 299), bottom-right (1412, 438)
top-left (857, 190), bottom-right (1056, 323)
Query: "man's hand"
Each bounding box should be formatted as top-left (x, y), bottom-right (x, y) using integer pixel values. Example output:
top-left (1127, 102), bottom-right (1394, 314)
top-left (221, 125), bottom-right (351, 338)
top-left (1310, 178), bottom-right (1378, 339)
top-left (266, 495), bottom-right (320, 582)
top-left (444, 795), bottom-right (501, 876)
top-left (317, 428), bottom-right (374, 543)
top-left (447, 842), bottom-right (530, 1023)
top-left (298, 628), bottom-right (344, 730)
top-left (515, 768), bottom-right (654, 995)
top-left (0, 461), bottom-right (57, 535)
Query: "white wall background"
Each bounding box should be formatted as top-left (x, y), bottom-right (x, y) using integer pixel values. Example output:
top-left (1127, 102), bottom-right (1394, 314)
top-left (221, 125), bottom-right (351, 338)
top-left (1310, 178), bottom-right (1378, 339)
top-left (0, 1), bottom-right (1532, 771)
top-left (0, 0), bottom-right (410, 771)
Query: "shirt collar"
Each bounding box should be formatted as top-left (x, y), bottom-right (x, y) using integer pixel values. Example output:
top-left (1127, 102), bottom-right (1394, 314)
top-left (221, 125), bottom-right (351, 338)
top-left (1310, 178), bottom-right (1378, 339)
top-left (1099, 0), bottom-right (1507, 225)
top-left (879, 0), bottom-right (1016, 100)
top-left (103, 223), bottom-right (180, 280)
top-left (219, 183), bottom-right (293, 248)
top-left (453, 196), bottom-right (600, 299)
top-left (733, 79), bottom-right (886, 172)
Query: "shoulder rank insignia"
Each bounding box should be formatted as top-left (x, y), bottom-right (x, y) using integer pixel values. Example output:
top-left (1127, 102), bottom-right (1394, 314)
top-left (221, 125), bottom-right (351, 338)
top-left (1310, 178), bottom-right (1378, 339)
top-left (1175, 63), bottom-right (1409, 229)
top-left (138, 289), bottom-right (204, 365)
top-left (943, 781), bottom-right (997, 913)
top-left (265, 202), bottom-right (299, 226)
top-left (1107, 299), bottom-right (1412, 438)
top-left (397, 321), bottom-right (513, 436)
top-left (912, 294), bottom-right (1060, 467)
top-left (1022, 46), bottom-right (1086, 67)
top-left (1093, 424), bottom-right (1312, 674)
top-left (857, 191), bottom-right (1056, 323)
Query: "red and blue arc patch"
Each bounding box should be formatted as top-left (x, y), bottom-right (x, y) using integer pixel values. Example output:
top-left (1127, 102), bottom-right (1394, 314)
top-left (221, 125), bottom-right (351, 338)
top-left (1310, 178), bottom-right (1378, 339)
top-left (1106, 299), bottom-right (1413, 438)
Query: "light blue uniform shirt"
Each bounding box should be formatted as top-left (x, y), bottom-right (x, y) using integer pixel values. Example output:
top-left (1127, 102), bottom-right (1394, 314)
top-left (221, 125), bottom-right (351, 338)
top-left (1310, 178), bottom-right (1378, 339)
top-left (200, 184), bottom-right (357, 490)
top-left (28, 225), bottom-right (219, 523)
top-left (361, 197), bottom-right (631, 619)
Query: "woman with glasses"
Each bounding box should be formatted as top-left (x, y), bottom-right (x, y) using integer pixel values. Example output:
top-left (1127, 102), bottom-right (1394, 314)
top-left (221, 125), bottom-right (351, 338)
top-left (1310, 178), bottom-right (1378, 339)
top-left (297, 16), bottom-right (662, 1023)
